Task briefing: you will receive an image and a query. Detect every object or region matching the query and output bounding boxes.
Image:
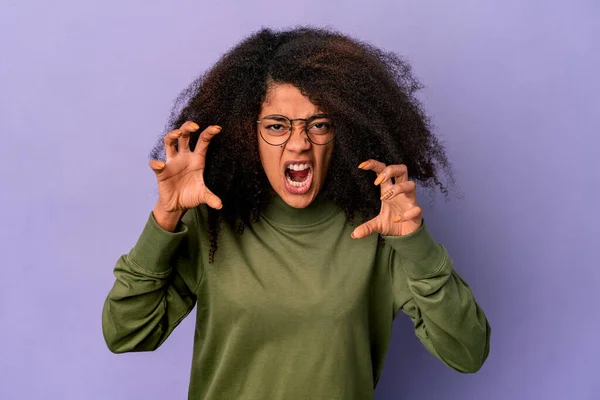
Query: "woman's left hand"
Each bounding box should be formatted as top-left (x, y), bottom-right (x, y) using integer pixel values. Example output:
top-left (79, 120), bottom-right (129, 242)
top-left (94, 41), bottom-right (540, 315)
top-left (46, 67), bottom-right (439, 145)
top-left (351, 159), bottom-right (423, 239)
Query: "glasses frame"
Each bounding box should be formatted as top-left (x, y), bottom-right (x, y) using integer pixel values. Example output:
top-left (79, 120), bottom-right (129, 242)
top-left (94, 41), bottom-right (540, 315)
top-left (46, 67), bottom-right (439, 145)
top-left (256, 113), bottom-right (335, 146)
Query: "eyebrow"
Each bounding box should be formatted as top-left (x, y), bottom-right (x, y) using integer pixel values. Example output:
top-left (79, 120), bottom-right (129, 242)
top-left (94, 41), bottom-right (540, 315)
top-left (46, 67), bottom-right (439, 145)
top-left (262, 113), bottom-right (330, 121)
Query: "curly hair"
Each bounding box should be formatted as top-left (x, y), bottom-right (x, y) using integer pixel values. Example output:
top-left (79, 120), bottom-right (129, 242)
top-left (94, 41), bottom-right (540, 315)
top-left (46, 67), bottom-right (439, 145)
top-left (150, 26), bottom-right (455, 262)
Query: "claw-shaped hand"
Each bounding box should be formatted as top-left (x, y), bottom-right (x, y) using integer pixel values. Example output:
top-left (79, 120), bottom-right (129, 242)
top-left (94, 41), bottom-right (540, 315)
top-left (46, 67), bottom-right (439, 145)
top-left (351, 159), bottom-right (423, 239)
top-left (149, 121), bottom-right (222, 230)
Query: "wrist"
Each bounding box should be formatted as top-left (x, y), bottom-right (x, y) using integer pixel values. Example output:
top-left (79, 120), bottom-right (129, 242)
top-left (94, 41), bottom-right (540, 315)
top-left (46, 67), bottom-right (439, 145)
top-left (152, 205), bottom-right (185, 232)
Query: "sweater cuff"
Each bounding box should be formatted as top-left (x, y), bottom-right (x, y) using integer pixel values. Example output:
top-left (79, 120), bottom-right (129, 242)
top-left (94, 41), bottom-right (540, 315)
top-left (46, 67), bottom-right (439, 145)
top-left (128, 212), bottom-right (189, 274)
top-left (383, 222), bottom-right (449, 279)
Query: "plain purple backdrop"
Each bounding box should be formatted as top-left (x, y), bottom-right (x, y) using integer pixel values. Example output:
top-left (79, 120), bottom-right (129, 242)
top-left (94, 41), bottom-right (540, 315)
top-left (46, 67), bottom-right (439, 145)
top-left (1, 1), bottom-right (598, 399)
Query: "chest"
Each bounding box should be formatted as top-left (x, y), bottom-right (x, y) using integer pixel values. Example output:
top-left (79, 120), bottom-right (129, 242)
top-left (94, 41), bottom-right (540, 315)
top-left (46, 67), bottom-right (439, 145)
top-left (199, 217), bottom-right (380, 327)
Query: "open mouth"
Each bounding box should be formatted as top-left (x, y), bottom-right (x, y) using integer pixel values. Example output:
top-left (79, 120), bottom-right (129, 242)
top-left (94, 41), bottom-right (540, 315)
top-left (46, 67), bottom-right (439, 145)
top-left (284, 162), bottom-right (313, 194)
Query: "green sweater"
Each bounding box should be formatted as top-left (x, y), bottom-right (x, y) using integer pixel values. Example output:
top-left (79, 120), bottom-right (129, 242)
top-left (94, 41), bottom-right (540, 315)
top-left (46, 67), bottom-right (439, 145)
top-left (102, 195), bottom-right (490, 399)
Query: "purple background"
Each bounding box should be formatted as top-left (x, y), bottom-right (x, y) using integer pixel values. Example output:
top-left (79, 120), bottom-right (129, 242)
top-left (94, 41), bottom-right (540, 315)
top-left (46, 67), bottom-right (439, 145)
top-left (1, 1), bottom-right (598, 399)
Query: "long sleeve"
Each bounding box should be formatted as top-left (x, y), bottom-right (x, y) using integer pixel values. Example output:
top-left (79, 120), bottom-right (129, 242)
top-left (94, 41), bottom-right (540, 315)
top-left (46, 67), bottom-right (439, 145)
top-left (385, 223), bottom-right (491, 373)
top-left (102, 208), bottom-right (201, 354)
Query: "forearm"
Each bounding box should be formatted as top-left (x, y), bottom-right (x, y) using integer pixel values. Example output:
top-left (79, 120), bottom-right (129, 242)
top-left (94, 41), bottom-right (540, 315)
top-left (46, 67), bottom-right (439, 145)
top-left (102, 257), bottom-right (195, 353)
top-left (404, 261), bottom-right (490, 372)
top-left (387, 225), bottom-right (491, 373)
top-left (102, 212), bottom-right (197, 353)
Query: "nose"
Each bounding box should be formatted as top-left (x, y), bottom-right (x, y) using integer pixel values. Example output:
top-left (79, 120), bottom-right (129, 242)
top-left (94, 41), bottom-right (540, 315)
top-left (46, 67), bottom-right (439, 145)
top-left (284, 124), bottom-right (311, 153)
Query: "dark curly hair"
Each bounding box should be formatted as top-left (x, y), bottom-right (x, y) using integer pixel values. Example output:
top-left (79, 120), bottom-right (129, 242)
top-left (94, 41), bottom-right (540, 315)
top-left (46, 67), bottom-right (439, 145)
top-left (150, 26), bottom-right (455, 262)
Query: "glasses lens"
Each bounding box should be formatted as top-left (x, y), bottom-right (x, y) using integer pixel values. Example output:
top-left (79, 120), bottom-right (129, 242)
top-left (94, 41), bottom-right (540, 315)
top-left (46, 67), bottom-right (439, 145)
top-left (259, 117), bottom-right (291, 145)
top-left (306, 116), bottom-right (334, 145)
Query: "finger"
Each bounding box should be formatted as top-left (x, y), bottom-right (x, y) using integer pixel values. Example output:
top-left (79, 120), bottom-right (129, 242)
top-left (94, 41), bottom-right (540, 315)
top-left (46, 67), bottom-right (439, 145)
top-left (204, 187), bottom-right (223, 210)
top-left (178, 121), bottom-right (199, 152)
top-left (387, 164), bottom-right (409, 183)
top-left (351, 217), bottom-right (378, 239)
top-left (164, 129), bottom-right (183, 159)
top-left (375, 164), bottom-right (408, 187)
top-left (380, 180), bottom-right (417, 202)
top-left (358, 159), bottom-right (387, 174)
top-left (194, 125), bottom-right (222, 156)
top-left (357, 159), bottom-right (392, 189)
top-left (149, 159), bottom-right (166, 175)
top-left (393, 206), bottom-right (422, 223)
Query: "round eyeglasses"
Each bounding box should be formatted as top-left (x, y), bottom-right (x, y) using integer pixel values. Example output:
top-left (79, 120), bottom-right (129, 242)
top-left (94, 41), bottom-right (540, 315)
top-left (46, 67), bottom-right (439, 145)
top-left (257, 114), bottom-right (335, 146)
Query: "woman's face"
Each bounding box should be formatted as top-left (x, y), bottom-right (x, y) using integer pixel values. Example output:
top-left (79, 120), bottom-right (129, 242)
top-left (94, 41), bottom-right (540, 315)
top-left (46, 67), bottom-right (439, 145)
top-left (257, 83), bottom-right (334, 208)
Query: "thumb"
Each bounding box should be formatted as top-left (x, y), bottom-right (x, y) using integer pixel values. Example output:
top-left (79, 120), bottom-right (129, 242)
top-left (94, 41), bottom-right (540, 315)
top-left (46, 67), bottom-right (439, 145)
top-left (351, 217), bottom-right (378, 239)
top-left (204, 187), bottom-right (223, 210)
top-left (149, 160), bottom-right (166, 175)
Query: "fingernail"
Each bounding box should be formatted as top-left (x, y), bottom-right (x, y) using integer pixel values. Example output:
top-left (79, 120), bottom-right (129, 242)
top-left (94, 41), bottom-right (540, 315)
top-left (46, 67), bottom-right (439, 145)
top-left (358, 161), bottom-right (368, 169)
top-left (374, 174), bottom-right (385, 185)
top-left (189, 122), bottom-right (200, 131)
top-left (351, 231), bottom-right (356, 239)
top-left (213, 125), bottom-right (222, 132)
top-left (393, 216), bottom-right (402, 223)
top-left (156, 161), bottom-right (165, 169)
top-left (174, 129), bottom-right (182, 136)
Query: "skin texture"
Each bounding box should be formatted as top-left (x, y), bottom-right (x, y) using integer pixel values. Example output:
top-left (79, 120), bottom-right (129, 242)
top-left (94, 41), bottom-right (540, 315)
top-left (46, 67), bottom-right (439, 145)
top-left (150, 121), bottom-right (223, 232)
top-left (352, 159), bottom-right (423, 238)
top-left (257, 84), bottom-right (334, 209)
top-left (148, 27), bottom-right (455, 261)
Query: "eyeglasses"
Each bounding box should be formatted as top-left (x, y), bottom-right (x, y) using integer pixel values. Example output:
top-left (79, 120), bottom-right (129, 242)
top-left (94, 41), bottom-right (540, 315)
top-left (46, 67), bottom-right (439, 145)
top-left (257, 114), bottom-right (335, 146)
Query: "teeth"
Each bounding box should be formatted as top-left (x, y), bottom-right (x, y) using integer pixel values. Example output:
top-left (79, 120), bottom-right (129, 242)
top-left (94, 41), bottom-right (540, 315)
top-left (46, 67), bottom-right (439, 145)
top-left (287, 163), bottom-right (310, 171)
top-left (286, 169), bottom-right (312, 187)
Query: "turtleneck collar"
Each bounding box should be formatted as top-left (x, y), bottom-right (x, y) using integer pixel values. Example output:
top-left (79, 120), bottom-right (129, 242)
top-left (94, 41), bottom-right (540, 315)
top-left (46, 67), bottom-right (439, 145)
top-left (260, 193), bottom-right (342, 227)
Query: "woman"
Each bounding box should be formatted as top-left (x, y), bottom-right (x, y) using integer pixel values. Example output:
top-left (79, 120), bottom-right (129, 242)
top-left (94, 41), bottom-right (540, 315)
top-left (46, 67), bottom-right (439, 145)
top-left (102, 27), bottom-right (491, 399)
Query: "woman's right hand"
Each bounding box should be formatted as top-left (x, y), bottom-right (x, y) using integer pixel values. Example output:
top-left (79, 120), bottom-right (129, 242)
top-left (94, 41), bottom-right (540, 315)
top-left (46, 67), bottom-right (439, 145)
top-left (149, 121), bottom-right (222, 231)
